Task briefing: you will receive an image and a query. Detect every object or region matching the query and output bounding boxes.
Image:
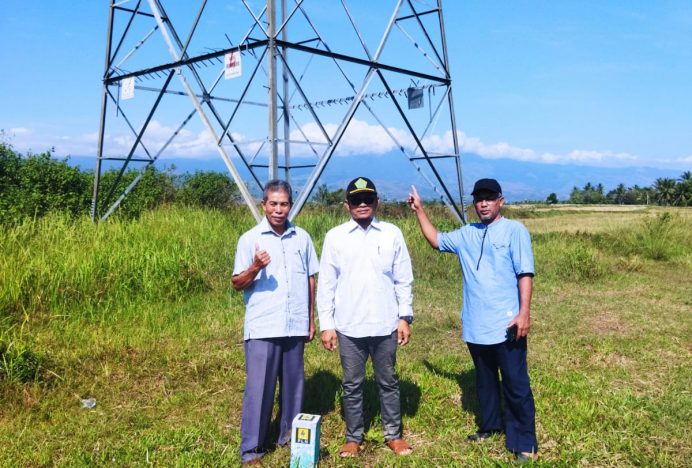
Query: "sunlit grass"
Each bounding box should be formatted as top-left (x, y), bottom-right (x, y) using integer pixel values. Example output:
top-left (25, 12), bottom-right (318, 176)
top-left (0, 205), bottom-right (690, 466)
top-left (515, 205), bottom-right (692, 234)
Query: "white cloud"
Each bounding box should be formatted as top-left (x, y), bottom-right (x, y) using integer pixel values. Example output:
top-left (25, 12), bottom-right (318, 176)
top-left (289, 119), bottom-right (411, 156)
top-left (8, 127), bottom-right (30, 135)
top-left (447, 131), bottom-right (643, 167)
top-left (457, 131), bottom-right (536, 160)
top-left (141, 121), bottom-right (216, 157)
top-left (101, 120), bottom-right (218, 158)
top-left (4, 120), bottom-right (688, 170)
top-left (531, 149), bottom-right (639, 165)
top-left (657, 154), bottom-right (692, 166)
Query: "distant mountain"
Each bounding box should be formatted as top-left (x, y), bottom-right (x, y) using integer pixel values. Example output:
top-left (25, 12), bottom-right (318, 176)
top-left (455, 154), bottom-right (679, 202)
top-left (67, 152), bottom-right (682, 203)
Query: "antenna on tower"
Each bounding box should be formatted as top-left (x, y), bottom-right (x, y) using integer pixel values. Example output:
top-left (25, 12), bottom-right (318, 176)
top-left (92, 0), bottom-right (466, 223)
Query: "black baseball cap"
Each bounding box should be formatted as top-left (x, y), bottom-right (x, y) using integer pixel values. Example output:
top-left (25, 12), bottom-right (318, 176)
top-left (346, 177), bottom-right (377, 197)
top-left (471, 178), bottom-right (502, 196)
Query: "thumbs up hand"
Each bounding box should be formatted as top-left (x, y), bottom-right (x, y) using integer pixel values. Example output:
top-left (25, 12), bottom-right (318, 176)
top-left (253, 243), bottom-right (271, 269)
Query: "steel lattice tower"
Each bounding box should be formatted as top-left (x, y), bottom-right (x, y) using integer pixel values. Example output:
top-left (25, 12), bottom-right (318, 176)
top-left (92, 0), bottom-right (466, 222)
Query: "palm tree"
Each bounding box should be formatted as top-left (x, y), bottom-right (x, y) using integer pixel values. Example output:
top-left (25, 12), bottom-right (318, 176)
top-left (610, 183), bottom-right (626, 204)
top-left (678, 171), bottom-right (692, 206)
top-left (654, 177), bottom-right (678, 206)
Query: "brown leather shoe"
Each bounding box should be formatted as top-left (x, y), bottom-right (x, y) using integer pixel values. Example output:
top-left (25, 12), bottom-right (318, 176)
top-left (386, 438), bottom-right (412, 456)
top-left (241, 458), bottom-right (262, 466)
top-left (339, 441), bottom-right (360, 458)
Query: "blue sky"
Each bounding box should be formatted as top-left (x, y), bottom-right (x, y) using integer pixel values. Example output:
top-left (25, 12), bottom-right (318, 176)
top-left (1, 0), bottom-right (691, 171)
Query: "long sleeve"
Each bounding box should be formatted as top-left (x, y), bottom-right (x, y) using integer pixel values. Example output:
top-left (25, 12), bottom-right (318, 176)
top-left (316, 232), bottom-right (338, 331)
top-left (392, 231), bottom-right (414, 317)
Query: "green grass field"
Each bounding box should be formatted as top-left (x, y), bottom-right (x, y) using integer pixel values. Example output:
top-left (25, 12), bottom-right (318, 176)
top-left (1, 205), bottom-right (690, 466)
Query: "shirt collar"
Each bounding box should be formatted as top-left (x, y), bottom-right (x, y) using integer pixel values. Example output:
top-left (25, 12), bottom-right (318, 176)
top-left (488, 216), bottom-right (505, 229)
top-left (347, 217), bottom-right (381, 233)
top-left (259, 216), bottom-right (295, 237)
top-left (474, 216), bottom-right (505, 230)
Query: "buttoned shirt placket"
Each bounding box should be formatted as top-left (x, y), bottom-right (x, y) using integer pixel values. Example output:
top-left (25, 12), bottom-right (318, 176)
top-left (280, 232), bottom-right (293, 335)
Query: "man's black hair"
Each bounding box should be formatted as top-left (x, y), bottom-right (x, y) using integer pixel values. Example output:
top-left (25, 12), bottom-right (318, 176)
top-left (262, 179), bottom-right (293, 204)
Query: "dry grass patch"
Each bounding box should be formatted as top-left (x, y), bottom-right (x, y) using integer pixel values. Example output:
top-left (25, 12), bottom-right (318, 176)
top-left (588, 351), bottom-right (634, 367)
top-left (518, 205), bottom-right (692, 234)
top-left (587, 312), bottom-right (631, 336)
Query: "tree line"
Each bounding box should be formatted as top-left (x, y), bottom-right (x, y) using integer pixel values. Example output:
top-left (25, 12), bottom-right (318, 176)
top-left (0, 142), bottom-right (239, 225)
top-left (2, 141), bottom-right (690, 226)
top-left (553, 174), bottom-right (691, 206)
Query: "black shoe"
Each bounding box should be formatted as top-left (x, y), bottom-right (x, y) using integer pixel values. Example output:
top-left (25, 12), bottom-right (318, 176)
top-left (466, 430), bottom-right (502, 442)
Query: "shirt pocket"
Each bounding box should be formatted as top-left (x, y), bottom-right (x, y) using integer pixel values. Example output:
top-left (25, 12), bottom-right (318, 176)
top-left (491, 242), bottom-right (511, 262)
top-left (291, 248), bottom-right (307, 273)
top-left (377, 246), bottom-right (396, 273)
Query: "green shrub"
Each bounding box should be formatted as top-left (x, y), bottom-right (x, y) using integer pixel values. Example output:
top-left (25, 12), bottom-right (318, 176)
top-left (602, 212), bottom-right (690, 261)
top-left (535, 232), bottom-right (605, 282)
top-left (311, 184), bottom-right (346, 205)
top-left (177, 171), bottom-right (239, 209)
top-left (0, 336), bottom-right (46, 383)
top-left (0, 144), bottom-right (91, 225)
top-left (97, 166), bottom-right (175, 219)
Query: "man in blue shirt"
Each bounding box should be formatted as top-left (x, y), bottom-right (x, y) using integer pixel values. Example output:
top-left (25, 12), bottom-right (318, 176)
top-left (232, 180), bottom-right (319, 465)
top-left (317, 176), bottom-right (414, 458)
top-left (408, 178), bottom-right (538, 463)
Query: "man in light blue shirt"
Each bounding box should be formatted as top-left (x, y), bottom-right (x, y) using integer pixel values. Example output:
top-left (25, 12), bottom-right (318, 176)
top-left (409, 178), bottom-right (538, 463)
top-left (317, 176), bottom-right (414, 458)
top-left (232, 180), bottom-right (319, 465)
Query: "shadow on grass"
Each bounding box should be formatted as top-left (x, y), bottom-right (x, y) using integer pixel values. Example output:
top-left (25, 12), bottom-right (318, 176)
top-left (359, 377), bottom-right (422, 436)
top-left (302, 368), bottom-right (422, 439)
top-left (303, 369), bottom-right (341, 414)
top-left (264, 370), bottom-right (341, 456)
top-left (423, 360), bottom-right (481, 427)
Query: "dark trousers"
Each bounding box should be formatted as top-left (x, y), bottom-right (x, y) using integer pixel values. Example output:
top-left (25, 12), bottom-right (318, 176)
top-left (467, 338), bottom-right (538, 454)
top-left (337, 331), bottom-right (402, 443)
top-left (240, 337), bottom-right (305, 463)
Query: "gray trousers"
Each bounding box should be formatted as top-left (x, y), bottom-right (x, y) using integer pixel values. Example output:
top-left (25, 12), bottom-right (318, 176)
top-left (337, 331), bottom-right (402, 443)
top-left (240, 337), bottom-right (305, 463)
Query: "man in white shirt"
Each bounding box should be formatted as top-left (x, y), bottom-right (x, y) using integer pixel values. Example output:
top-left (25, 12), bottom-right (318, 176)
top-left (317, 176), bottom-right (414, 458)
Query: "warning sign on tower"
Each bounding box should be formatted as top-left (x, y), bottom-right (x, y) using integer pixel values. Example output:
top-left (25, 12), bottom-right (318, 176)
top-left (121, 77), bottom-right (135, 100)
top-left (224, 51), bottom-right (242, 79)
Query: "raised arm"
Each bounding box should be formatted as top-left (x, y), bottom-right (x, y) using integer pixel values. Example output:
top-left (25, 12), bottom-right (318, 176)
top-left (231, 243), bottom-right (271, 291)
top-left (408, 185), bottom-right (439, 249)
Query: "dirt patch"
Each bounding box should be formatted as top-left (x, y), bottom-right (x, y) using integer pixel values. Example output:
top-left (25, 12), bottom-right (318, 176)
top-left (587, 313), bottom-right (632, 336)
top-left (589, 352), bottom-right (634, 367)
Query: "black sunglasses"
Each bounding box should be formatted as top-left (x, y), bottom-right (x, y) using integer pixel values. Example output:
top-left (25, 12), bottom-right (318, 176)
top-left (473, 194), bottom-right (501, 203)
top-left (348, 194), bottom-right (376, 206)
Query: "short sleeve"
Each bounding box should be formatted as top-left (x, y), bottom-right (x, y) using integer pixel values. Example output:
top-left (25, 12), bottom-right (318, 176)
top-left (305, 233), bottom-right (319, 276)
top-left (232, 232), bottom-right (254, 276)
top-left (437, 230), bottom-right (460, 254)
top-left (511, 224), bottom-right (535, 276)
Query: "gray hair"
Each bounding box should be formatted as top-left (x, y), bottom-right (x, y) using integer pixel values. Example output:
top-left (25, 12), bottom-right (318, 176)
top-left (262, 179), bottom-right (293, 204)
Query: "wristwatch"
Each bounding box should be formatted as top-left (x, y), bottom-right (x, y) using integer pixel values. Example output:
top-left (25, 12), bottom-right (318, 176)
top-left (399, 316), bottom-right (413, 325)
